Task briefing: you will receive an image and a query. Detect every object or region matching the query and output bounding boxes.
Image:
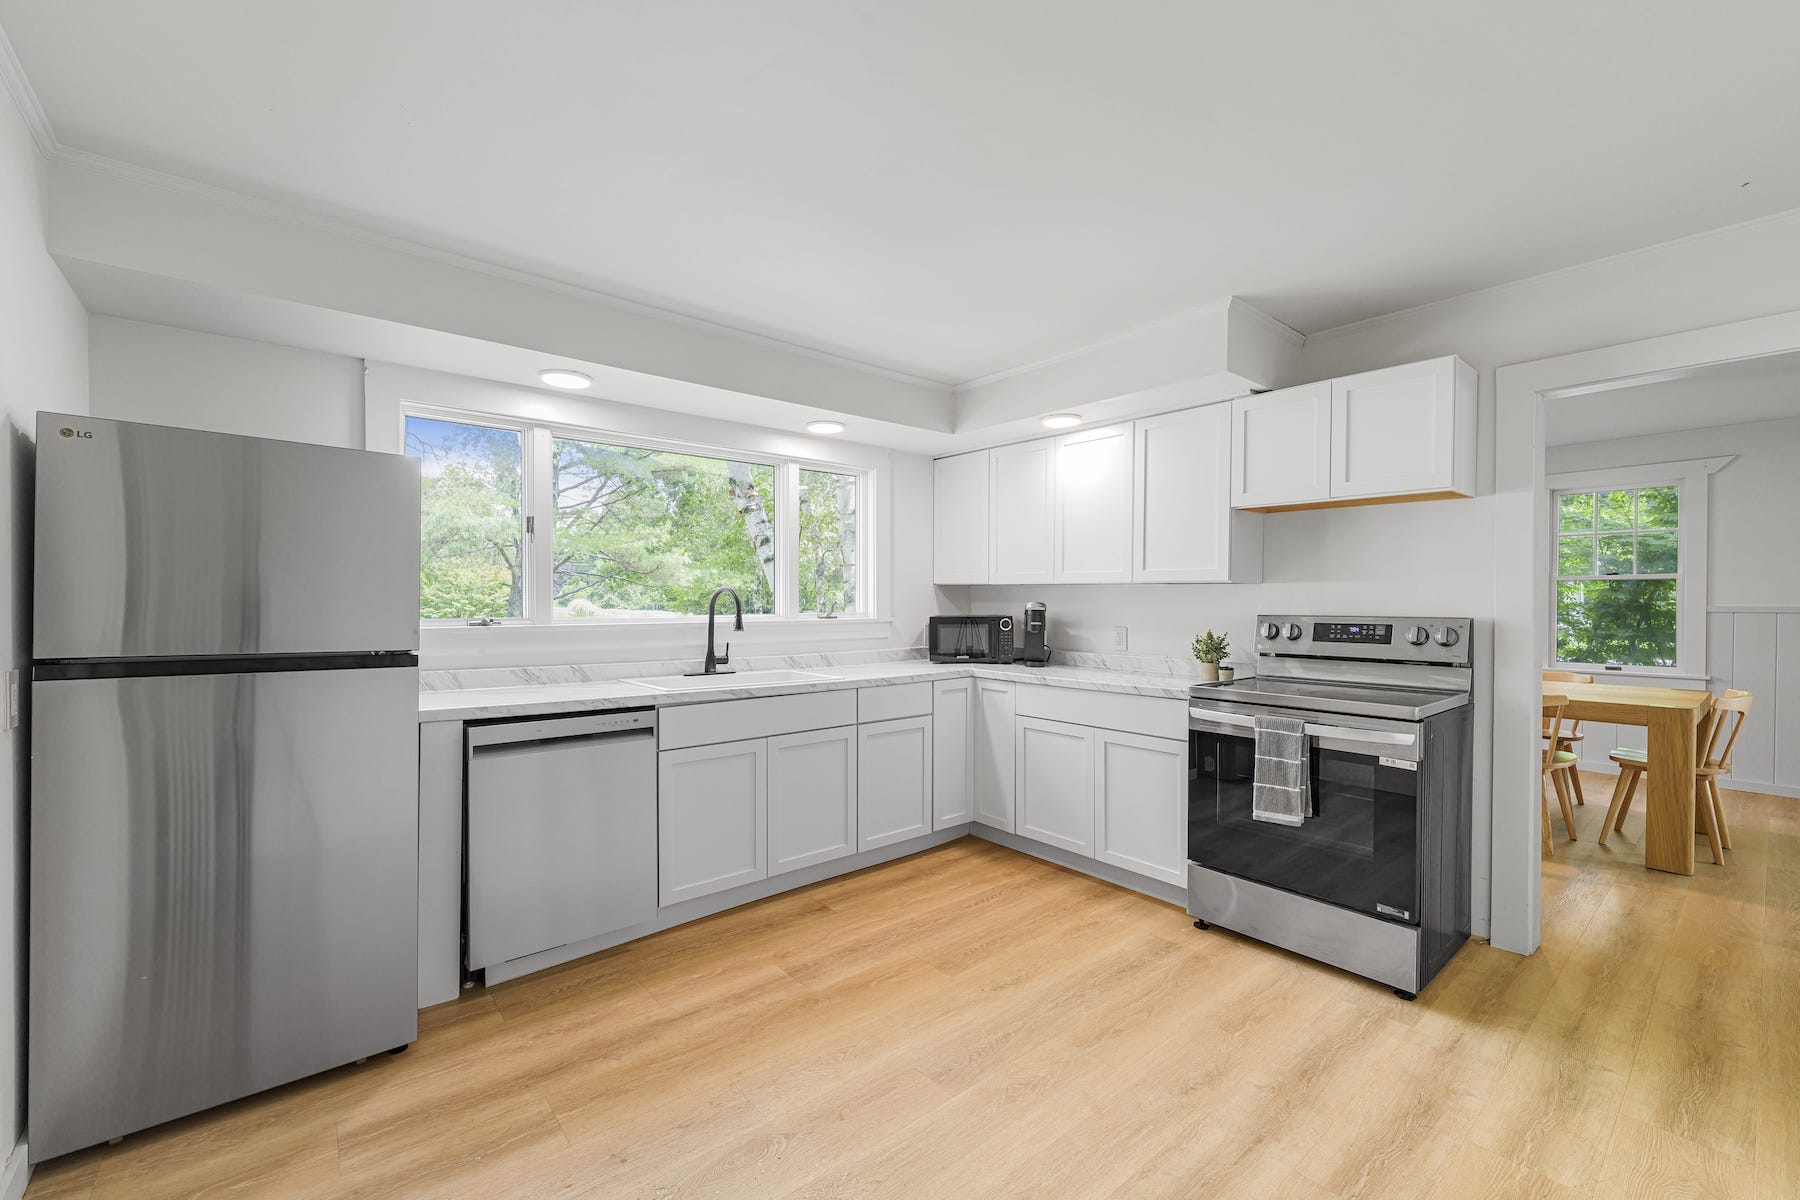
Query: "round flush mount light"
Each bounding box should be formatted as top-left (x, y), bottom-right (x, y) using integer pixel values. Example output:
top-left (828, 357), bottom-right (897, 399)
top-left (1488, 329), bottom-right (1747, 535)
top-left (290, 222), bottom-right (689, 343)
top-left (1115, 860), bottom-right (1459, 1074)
top-left (538, 368), bottom-right (592, 390)
top-left (806, 420), bottom-right (846, 435)
top-left (1040, 413), bottom-right (1081, 430)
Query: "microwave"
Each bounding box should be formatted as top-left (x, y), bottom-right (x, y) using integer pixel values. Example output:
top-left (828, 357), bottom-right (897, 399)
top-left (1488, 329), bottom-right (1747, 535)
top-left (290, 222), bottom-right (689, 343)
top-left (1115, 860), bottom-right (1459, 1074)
top-left (928, 614), bottom-right (1014, 664)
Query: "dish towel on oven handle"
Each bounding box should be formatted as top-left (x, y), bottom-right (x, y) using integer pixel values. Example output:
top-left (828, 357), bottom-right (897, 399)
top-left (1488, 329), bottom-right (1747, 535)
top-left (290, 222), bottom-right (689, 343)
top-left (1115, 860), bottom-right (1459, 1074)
top-left (1252, 713), bottom-right (1309, 826)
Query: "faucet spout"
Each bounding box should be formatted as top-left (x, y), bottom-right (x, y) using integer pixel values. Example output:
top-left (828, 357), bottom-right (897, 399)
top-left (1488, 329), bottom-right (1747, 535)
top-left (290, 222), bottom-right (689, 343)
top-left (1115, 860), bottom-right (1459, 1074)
top-left (693, 586), bottom-right (745, 676)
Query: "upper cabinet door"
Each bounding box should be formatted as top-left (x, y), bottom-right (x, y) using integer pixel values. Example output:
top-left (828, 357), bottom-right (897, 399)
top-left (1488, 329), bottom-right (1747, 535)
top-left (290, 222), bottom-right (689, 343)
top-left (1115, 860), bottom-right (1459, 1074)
top-left (989, 439), bottom-right (1057, 584)
top-left (1133, 405), bottom-right (1259, 583)
top-left (1330, 356), bottom-right (1475, 499)
top-left (1230, 382), bottom-right (1332, 510)
top-left (1053, 423), bottom-right (1133, 583)
top-left (932, 450), bottom-right (990, 584)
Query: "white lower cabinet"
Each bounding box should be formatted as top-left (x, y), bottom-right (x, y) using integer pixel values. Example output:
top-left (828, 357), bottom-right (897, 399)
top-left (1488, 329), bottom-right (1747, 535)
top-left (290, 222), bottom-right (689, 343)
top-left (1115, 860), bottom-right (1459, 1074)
top-left (973, 679), bottom-right (1016, 830)
top-left (858, 715), bottom-right (933, 850)
top-left (1015, 716), bottom-right (1094, 855)
top-left (1093, 729), bottom-right (1187, 886)
top-left (931, 679), bottom-right (974, 828)
top-left (658, 739), bottom-right (768, 905)
top-left (767, 726), bottom-right (858, 876)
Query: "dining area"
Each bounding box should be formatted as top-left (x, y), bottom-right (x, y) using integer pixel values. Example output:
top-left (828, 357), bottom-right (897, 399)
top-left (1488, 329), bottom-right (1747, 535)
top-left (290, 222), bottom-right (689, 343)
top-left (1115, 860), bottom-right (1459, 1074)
top-left (1540, 671), bottom-right (1755, 875)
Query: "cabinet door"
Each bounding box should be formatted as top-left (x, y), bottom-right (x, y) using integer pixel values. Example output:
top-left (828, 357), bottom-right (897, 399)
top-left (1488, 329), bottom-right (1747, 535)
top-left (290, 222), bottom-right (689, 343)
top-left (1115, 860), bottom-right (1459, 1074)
top-left (989, 439), bottom-right (1056, 584)
top-left (1093, 730), bottom-right (1187, 885)
top-left (1053, 423), bottom-right (1133, 583)
top-left (933, 451), bottom-right (990, 584)
top-left (858, 716), bottom-right (933, 850)
top-left (1230, 382), bottom-right (1331, 509)
top-left (973, 679), bottom-right (1016, 831)
top-left (658, 739), bottom-right (767, 906)
top-left (1330, 357), bottom-right (1463, 498)
top-left (1015, 716), bottom-right (1094, 855)
top-left (931, 679), bottom-right (975, 828)
top-left (1134, 404), bottom-right (1259, 583)
top-left (768, 726), bottom-right (858, 876)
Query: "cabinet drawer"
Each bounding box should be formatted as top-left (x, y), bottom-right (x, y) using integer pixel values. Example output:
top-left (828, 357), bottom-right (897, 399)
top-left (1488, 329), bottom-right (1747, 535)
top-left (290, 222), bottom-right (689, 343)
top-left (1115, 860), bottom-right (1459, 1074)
top-left (858, 681), bottom-right (933, 723)
top-left (1013, 683), bottom-right (1186, 741)
top-left (659, 689), bottom-right (858, 750)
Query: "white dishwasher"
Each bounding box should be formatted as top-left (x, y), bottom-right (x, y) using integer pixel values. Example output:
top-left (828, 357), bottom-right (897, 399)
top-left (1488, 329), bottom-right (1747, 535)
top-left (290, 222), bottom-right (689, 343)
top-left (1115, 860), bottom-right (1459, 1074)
top-left (465, 708), bottom-right (658, 974)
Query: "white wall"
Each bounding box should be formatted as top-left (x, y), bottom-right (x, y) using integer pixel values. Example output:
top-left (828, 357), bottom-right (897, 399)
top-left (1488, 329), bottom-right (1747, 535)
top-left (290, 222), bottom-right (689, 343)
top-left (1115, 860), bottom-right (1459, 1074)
top-left (0, 94), bottom-right (88, 1178)
top-left (88, 316), bottom-right (365, 448)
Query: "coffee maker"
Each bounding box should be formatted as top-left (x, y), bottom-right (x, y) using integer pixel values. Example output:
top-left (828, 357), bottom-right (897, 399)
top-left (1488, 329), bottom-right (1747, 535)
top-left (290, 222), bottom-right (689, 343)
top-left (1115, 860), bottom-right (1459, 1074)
top-left (1018, 601), bottom-right (1050, 666)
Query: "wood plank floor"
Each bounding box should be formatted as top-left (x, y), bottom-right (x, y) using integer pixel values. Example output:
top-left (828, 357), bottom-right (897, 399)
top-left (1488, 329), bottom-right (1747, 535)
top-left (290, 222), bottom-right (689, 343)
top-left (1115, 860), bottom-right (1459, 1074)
top-left (28, 772), bottom-right (1800, 1199)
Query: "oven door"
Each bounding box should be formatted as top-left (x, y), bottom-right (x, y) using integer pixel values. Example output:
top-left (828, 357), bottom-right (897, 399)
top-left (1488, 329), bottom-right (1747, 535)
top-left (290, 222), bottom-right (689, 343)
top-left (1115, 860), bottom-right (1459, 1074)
top-left (1187, 707), bottom-right (1421, 923)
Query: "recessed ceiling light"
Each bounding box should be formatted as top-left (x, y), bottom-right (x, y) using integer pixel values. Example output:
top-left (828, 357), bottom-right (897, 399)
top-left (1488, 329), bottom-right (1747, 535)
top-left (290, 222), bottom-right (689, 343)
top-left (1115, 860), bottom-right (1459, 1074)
top-left (1041, 413), bottom-right (1081, 430)
top-left (538, 369), bottom-right (592, 390)
top-left (806, 420), bottom-right (846, 435)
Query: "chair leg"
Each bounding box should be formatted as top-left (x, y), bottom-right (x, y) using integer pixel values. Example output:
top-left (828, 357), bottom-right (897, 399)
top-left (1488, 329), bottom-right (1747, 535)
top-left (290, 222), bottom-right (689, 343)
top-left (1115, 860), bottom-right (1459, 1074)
top-left (1695, 775), bottom-right (1724, 865)
top-left (1552, 769), bottom-right (1578, 840)
top-left (1562, 743), bottom-right (1586, 805)
top-left (1541, 780), bottom-right (1555, 857)
top-left (1614, 766), bottom-right (1641, 832)
top-left (1708, 777), bottom-right (1733, 850)
top-left (1599, 769), bottom-right (1634, 847)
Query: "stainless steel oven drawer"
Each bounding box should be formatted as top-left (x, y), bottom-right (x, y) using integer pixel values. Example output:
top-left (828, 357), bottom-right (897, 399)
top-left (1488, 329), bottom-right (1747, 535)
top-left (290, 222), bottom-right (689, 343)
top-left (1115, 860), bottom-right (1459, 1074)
top-left (1187, 864), bottom-right (1420, 993)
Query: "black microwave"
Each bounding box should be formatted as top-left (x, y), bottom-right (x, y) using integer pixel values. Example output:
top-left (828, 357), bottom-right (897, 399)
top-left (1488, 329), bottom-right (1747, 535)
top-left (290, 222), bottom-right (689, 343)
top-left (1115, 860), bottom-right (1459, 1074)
top-left (928, 615), bottom-right (1014, 663)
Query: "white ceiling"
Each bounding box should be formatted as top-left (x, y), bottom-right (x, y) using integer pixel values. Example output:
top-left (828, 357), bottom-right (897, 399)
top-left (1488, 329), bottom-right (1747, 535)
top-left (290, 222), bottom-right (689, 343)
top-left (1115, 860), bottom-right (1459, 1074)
top-left (1546, 350), bottom-right (1800, 446)
top-left (5, 1), bottom-right (1800, 383)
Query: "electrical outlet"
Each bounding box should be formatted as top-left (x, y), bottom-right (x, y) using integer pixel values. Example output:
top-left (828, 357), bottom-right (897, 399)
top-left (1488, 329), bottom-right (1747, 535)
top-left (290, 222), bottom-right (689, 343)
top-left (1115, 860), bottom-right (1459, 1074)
top-left (1112, 626), bottom-right (1129, 651)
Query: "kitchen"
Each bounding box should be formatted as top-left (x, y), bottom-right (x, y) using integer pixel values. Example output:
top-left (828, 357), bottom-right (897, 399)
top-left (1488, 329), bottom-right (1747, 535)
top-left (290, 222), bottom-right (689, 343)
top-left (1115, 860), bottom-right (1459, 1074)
top-left (4, 3), bottom-right (1800, 1198)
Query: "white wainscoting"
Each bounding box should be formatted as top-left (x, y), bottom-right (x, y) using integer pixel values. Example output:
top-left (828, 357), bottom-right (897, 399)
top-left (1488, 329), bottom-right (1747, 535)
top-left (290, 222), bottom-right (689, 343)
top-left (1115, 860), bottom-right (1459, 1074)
top-left (1568, 607), bottom-right (1799, 798)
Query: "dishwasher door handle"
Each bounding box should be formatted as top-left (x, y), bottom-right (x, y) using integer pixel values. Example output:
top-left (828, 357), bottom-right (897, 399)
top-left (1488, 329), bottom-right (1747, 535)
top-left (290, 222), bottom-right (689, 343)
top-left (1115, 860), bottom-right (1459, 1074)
top-left (466, 708), bottom-right (656, 749)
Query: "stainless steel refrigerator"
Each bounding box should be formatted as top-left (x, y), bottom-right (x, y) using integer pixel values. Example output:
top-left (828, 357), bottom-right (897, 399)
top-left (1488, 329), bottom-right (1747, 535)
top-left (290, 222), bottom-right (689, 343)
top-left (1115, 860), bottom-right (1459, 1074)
top-left (28, 413), bottom-right (422, 1162)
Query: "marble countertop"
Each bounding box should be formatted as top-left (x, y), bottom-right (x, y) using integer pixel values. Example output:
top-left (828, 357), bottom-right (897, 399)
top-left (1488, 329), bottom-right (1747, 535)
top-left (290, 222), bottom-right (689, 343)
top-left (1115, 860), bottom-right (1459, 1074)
top-left (420, 658), bottom-right (1207, 722)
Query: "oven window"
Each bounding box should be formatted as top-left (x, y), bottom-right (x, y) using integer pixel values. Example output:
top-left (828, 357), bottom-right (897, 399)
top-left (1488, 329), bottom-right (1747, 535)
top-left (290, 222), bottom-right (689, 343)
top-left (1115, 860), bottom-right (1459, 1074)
top-left (1187, 730), bottom-right (1419, 921)
top-left (933, 621), bottom-right (992, 659)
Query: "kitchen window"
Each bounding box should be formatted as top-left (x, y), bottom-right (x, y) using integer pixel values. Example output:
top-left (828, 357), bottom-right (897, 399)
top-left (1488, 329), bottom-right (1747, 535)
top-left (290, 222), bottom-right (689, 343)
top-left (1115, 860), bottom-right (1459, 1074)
top-left (404, 410), bottom-right (870, 625)
top-left (1546, 458), bottom-right (1723, 676)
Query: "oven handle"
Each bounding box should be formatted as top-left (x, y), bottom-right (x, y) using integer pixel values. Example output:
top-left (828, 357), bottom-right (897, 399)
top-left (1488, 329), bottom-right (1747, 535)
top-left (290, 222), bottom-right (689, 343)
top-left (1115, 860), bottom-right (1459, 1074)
top-left (1188, 707), bottom-right (1420, 760)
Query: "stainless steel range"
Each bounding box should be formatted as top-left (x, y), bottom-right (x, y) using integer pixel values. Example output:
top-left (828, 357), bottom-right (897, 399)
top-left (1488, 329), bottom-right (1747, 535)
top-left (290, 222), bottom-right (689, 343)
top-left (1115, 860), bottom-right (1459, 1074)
top-left (1186, 615), bottom-right (1474, 999)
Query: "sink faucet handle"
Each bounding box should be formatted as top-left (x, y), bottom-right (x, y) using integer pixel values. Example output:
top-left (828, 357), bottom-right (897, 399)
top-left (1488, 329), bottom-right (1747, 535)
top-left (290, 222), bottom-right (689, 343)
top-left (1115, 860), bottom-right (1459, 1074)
top-left (718, 643), bottom-right (730, 666)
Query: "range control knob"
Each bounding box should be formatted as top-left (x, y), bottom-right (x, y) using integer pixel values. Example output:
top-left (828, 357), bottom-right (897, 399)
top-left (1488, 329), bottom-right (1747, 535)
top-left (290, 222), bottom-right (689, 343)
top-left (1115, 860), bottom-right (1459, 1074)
top-left (1284, 622), bottom-right (1304, 641)
top-left (1260, 621), bottom-right (1282, 640)
top-left (1433, 625), bottom-right (1460, 648)
top-left (1404, 625), bottom-right (1430, 646)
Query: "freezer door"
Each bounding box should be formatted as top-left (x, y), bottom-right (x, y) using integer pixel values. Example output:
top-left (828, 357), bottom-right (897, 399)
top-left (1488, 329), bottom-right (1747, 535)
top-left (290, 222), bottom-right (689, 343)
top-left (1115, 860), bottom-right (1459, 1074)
top-left (34, 413), bottom-right (420, 659)
top-left (28, 667), bottom-right (420, 1162)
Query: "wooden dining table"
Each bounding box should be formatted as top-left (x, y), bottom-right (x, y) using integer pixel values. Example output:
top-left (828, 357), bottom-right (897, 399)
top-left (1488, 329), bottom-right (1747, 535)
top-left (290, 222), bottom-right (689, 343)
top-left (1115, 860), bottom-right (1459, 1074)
top-left (1543, 681), bottom-right (1714, 874)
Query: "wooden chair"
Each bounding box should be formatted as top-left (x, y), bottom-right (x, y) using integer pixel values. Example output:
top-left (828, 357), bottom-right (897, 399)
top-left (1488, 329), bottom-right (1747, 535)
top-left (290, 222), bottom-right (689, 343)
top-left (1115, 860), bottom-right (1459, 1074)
top-left (1600, 689), bottom-right (1749, 865)
top-left (1542, 670), bottom-right (1594, 805)
top-left (1541, 696), bottom-right (1579, 854)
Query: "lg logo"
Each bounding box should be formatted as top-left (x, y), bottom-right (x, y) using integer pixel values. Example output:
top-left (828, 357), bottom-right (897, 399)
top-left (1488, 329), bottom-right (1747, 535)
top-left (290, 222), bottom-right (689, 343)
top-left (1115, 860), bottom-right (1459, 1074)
top-left (57, 428), bottom-right (93, 440)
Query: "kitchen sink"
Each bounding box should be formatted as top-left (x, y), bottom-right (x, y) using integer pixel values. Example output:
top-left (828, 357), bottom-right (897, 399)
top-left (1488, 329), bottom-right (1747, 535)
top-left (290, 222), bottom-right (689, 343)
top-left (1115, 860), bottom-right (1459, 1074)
top-left (626, 668), bottom-right (839, 692)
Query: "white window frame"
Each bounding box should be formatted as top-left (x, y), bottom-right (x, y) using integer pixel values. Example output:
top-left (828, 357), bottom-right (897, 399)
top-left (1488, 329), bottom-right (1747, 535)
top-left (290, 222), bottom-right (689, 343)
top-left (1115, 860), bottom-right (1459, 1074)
top-left (400, 401), bottom-right (874, 628)
top-left (1544, 456), bottom-right (1728, 678)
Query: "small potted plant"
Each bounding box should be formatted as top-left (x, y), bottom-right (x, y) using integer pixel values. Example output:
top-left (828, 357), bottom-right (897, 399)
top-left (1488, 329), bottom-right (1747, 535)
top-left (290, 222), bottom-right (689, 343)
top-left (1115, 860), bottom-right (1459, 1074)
top-left (1191, 630), bottom-right (1230, 683)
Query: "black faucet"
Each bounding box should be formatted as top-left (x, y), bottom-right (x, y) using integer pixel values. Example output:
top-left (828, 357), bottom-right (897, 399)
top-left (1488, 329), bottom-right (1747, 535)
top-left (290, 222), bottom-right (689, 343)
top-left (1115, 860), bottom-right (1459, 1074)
top-left (689, 586), bottom-right (745, 676)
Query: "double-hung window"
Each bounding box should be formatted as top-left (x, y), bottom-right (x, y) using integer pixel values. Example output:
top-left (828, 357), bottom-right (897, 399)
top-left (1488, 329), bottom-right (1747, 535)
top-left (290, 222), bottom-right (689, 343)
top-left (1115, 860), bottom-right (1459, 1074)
top-left (405, 409), bottom-right (869, 625)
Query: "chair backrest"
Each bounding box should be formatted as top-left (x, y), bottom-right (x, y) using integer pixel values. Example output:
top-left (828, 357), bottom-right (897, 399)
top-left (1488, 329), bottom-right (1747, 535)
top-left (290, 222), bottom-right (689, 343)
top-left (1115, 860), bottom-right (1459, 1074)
top-left (1702, 689), bottom-right (1753, 771)
top-left (1542, 696), bottom-right (1568, 770)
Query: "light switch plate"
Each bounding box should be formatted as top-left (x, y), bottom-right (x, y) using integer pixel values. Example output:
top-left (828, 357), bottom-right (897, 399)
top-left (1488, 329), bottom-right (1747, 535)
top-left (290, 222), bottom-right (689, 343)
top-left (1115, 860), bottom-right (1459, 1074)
top-left (1112, 626), bottom-right (1128, 651)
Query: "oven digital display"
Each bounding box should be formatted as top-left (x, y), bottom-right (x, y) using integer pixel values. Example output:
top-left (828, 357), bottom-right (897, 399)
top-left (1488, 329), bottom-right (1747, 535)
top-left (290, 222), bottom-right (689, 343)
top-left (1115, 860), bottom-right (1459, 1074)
top-left (1315, 622), bottom-right (1392, 644)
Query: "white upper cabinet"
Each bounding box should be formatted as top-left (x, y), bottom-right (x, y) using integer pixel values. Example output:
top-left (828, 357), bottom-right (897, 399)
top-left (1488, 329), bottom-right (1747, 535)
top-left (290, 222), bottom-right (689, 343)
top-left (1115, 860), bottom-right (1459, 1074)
top-left (989, 439), bottom-right (1057, 584)
top-left (1330, 356), bottom-right (1475, 500)
top-left (932, 450), bottom-right (990, 584)
top-left (1053, 423), bottom-right (1134, 583)
top-left (1132, 405), bottom-right (1261, 583)
top-left (1230, 381), bottom-right (1332, 509)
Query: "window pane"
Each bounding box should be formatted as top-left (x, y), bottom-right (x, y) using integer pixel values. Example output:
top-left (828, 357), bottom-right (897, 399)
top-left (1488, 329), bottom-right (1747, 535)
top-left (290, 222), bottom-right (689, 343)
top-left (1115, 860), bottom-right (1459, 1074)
top-left (799, 468), bottom-right (860, 613)
top-left (1557, 535), bottom-right (1594, 577)
top-left (1556, 578), bottom-right (1678, 668)
top-left (1636, 531), bottom-right (1679, 574)
top-left (1637, 485), bottom-right (1679, 529)
top-left (405, 416), bottom-right (524, 621)
top-left (1595, 533), bottom-right (1636, 575)
top-left (550, 437), bottom-right (776, 618)
top-left (1558, 492), bottom-right (1595, 533)
top-left (1597, 490), bottom-right (1635, 531)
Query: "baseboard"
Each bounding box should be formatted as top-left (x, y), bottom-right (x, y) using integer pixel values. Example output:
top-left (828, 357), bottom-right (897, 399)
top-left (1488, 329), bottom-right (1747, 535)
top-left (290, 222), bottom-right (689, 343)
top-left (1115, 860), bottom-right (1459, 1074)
top-left (1, 1140), bottom-right (28, 1200)
top-left (1576, 760), bottom-right (1799, 800)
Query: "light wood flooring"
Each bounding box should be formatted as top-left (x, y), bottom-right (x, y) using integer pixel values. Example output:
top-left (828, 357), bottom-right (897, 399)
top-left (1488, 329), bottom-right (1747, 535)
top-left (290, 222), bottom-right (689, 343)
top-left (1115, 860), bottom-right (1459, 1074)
top-left (27, 771), bottom-right (1800, 1199)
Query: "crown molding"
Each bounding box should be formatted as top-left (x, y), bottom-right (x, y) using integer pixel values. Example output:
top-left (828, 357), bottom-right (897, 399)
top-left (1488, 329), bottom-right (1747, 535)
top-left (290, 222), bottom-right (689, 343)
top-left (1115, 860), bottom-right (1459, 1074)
top-left (0, 20), bottom-right (56, 157)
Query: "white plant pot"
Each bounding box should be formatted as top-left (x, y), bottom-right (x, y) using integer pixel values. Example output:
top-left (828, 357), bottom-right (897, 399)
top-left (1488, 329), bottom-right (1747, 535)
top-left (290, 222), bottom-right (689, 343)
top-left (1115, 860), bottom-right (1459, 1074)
top-left (1196, 662), bottom-right (1220, 683)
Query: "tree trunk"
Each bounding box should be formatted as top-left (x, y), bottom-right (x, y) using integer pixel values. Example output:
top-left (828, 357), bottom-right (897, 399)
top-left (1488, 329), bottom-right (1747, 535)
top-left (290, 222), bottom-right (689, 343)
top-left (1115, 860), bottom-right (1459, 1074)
top-left (728, 464), bottom-right (777, 598)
